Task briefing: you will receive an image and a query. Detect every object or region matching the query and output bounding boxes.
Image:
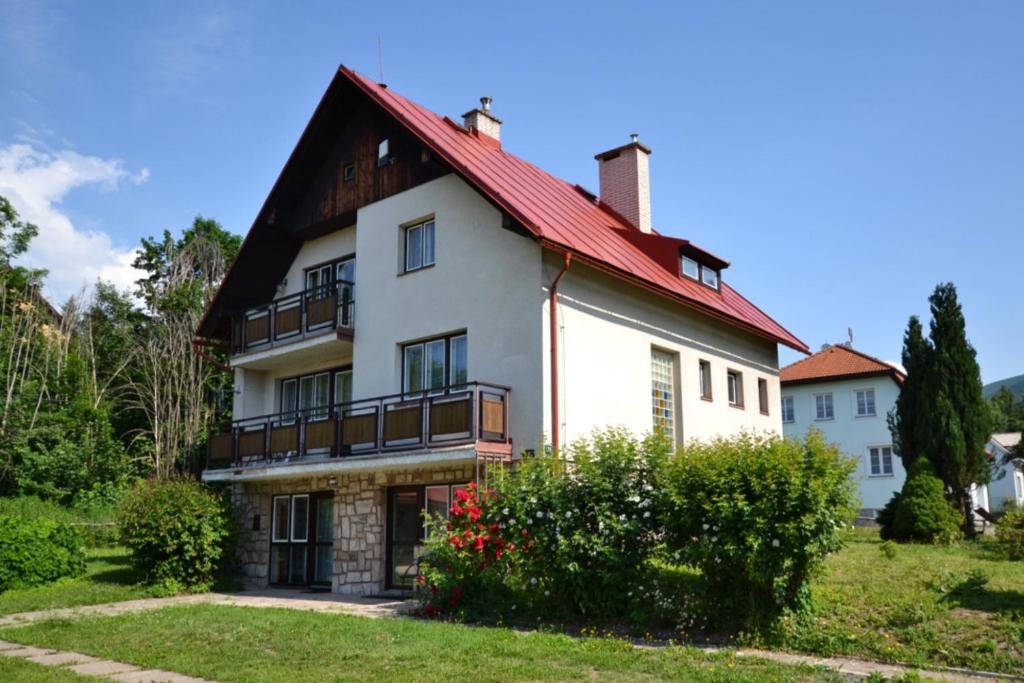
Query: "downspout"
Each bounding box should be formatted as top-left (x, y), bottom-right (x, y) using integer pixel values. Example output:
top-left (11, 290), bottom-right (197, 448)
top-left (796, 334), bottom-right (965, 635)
top-left (549, 252), bottom-right (572, 454)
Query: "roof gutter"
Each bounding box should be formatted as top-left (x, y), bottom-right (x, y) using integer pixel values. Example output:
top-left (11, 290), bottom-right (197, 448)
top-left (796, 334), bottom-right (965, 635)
top-left (549, 252), bottom-right (572, 455)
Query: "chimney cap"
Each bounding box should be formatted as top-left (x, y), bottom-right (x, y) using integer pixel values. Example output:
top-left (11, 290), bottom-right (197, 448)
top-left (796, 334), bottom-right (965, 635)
top-left (595, 134), bottom-right (652, 161)
top-left (480, 96), bottom-right (492, 112)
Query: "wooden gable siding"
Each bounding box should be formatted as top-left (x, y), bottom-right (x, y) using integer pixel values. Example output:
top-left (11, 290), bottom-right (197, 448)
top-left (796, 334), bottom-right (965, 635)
top-left (290, 101), bottom-right (447, 237)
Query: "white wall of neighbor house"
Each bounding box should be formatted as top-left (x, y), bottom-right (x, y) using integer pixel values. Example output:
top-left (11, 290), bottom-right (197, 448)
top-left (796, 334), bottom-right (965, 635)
top-left (351, 174), bottom-right (546, 453)
top-left (781, 375), bottom-right (904, 510)
top-left (540, 251), bottom-right (782, 449)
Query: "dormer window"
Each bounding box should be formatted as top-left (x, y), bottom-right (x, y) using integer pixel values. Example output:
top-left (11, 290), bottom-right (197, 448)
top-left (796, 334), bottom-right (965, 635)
top-left (701, 267), bottom-right (719, 289)
top-left (681, 254), bottom-right (720, 290)
top-left (681, 256), bottom-right (699, 280)
top-left (377, 138), bottom-right (390, 166)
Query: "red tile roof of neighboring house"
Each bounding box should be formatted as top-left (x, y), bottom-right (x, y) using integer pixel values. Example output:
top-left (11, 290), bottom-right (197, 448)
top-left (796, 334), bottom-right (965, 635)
top-left (339, 67), bottom-right (808, 353)
top-left (779, 345), bottom-right (905, 385)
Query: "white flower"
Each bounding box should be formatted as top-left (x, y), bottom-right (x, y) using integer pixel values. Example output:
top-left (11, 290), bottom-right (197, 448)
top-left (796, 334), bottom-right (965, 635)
top-left (771, 538), bottom-right (780, 548)
top-left (711, 536), bottom-right (717, 543)
top-left (565, 511), bottom-right (572, 519)
top-left (702, 523), bottom-right (710, 531)
top-left (530, 577), bottom-right (538, 585)
top-left (643, 511), bottom-right (651, 519)
top-left (536, 511), bottom-right (544, 519)
top-left (502, 508), bottom-right (510, 516)
top-left (544, 590), bottom-right (550, 596)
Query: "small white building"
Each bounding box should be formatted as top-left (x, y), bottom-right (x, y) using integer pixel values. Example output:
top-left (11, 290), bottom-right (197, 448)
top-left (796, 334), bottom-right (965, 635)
top-left (780, 345), bottom-right (906, 515)
top-left (978, 432), bottom-right (1024, 512)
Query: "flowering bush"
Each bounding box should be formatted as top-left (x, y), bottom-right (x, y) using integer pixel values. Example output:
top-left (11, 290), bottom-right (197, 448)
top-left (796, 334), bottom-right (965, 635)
top-left (659, 431), bottom-right (857, 627)
top-left (417, 429), bottom-right (670, 619)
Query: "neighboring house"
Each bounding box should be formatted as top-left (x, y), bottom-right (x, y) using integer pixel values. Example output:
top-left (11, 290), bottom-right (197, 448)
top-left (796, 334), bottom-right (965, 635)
top-left (780, 345), bottom-right (906, 515)
top-left (195, 65), bottom-right (806, 595)
top-left (975, 432), bottom-right (1024, 513)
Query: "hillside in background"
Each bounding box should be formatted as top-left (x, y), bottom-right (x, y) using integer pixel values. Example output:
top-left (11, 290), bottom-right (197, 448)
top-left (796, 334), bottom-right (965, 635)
top-left (984, 373), bottom-right (1024, 399)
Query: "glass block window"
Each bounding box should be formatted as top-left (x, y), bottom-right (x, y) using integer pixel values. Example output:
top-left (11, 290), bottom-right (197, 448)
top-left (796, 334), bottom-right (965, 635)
top-left (651, 349), bottom-right (675, 438)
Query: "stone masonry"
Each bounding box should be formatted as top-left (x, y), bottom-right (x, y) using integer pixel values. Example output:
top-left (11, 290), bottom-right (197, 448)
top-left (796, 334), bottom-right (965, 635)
top-left (230, 463), bottom-right (476, 595)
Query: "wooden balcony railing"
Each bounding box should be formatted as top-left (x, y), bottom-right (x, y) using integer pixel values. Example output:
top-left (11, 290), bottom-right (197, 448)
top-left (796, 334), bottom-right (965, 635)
top-left (206, 382), bottom-right (510, 470)
top-left (232, 280), bottom-right (354, 354)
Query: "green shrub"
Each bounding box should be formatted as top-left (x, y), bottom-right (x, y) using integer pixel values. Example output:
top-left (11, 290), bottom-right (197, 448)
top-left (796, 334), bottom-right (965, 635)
top-left (996, 507), bottom-right (1024, 560)
top-left (418, 429), bottom-right (670, 620)
top-left (117, 478), bottom-right (232, 591)
top-left (887, 458), bottom-right (961, 544)
top-left (659, 431), bottom-right (858, 627)
top-left (0, 514), bottom-right (86, 592)
top-left (0, 494), bottom-right (120, 548)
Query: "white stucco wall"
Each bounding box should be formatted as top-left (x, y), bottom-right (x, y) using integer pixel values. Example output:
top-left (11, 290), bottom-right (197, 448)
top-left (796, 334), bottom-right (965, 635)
top-left (350, 174), bottom-right (545, 452)
top-left (541, 252), bottom-right (783, 448)
top-left (781, 375), bottom-right (904, 510)
top-left (279, 227), bottom-right (356, 297)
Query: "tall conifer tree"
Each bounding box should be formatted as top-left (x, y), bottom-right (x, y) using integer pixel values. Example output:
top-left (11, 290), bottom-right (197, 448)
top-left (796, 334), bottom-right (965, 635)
top-left (889, 316), bottom-right (930, 468)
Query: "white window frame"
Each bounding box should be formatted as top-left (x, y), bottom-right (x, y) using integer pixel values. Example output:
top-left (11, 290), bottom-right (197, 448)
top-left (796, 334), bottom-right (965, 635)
top-left (290, 494), bottom-right (310, 542)
top-left (403, 220), bottom-right (435, 273)
top-left (727, 370), bottom-right (743, 408)
top-left (854, 388), bottom-right (877, 418)
top-left (867, 445), bottom-right (895, 477)
top-left (402, 333), bottom-right (467, 395)
top-left (272, 495), bottom-right (290, 543)
top-left (698, 360), bottom-right (712, 401)
top-left (781, 396), bottom-right (795, 424)
top-left (814, 392), bottom-right (834, 421)
top-left (757, 378), bottom-right (769, 415)
top-left (681, 256), bottom-right (700, 280)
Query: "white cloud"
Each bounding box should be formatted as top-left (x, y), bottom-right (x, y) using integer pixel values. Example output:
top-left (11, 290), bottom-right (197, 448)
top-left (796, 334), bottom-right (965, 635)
top-left (0, 142), bottom-right (149, 303)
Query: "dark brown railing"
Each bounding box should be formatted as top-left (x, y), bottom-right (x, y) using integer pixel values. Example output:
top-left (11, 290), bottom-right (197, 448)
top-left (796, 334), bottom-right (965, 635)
top-left (232, 280), bottom-right (354, 354)
top-left (206, 381), bottom-right (510, 470)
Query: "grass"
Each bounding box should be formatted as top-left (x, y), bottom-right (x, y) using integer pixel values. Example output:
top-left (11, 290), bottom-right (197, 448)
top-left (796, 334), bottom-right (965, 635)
top-left (0, 604), bottom-right (843, 683)
top-left (0, 657), bottom-right (92, 682)
top-left (0, 547), bottom-right (151, 616)
top-left (760, 528), bottom-right (1024, 674)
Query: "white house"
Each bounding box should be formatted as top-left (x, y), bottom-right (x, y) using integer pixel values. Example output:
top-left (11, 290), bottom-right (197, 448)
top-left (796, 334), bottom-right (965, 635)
top-left (977, 432), bottom-right (1024, 512)
top-left (780, 345), bottom-right (906, 515)
top-left (195, 65), bottom-right (806, 594)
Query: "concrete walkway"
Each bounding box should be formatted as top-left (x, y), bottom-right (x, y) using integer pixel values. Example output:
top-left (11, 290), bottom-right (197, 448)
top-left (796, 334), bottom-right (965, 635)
top-left (1, 591), bottom-right (1021, 682)
top-left (0, 590), bottom-right (411, 629)
top-left (0, 638), bottom-right (215, 682)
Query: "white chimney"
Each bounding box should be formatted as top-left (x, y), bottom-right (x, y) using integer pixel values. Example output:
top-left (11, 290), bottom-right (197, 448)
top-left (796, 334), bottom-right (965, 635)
top-left (462, 96), bottom-right (502, 143)
top-left (595, 133), bottom-right (652, 232)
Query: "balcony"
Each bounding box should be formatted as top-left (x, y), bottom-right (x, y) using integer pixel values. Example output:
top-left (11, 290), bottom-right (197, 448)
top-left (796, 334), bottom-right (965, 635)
top-left (232, 280), bottom-right (354, 356)
top-left (205, 381), bottom-right (511, 472)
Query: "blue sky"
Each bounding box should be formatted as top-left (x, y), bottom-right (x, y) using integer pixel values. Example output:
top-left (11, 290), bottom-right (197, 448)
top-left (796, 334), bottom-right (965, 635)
top-left (1, 1), bottom-right (1021, 382)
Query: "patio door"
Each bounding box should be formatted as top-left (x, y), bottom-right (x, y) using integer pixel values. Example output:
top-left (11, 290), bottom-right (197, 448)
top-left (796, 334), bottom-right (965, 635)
top-left (386, 487), bottom-right (422, 589)
top-left (270, 492), bottom-right (333, 587)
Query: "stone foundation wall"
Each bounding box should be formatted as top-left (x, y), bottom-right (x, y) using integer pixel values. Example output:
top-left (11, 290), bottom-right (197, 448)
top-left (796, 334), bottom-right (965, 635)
top-left (230, 462), bottom-right (477, 595)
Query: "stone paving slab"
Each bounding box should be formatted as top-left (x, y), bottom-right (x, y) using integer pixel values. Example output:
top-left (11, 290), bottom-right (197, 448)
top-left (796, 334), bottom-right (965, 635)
top-left (67, 659), bottom-right (142, 676)
top-left (26, 650), bottom-right (99, 666)
top-left (0, 645), bottom-right (54, 658)
top-left (110, 669), bottom-right (213, 682)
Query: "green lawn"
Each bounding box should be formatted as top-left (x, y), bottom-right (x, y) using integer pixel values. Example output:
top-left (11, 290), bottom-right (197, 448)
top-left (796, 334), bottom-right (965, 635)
top-left (0, 657), bottom-right (92, 682)
top-left (0, 547), bottom-right (151, 616)
top-left (761, 529), bottom-right (1024, 674)
top-left (0, 604), bottom-right (841, 683)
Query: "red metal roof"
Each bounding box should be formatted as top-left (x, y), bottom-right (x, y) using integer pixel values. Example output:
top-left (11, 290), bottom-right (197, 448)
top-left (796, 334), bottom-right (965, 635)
top-left (780, 345), bottom-right (905, 385)
top-left (341, 67), bottom-right (807, 352)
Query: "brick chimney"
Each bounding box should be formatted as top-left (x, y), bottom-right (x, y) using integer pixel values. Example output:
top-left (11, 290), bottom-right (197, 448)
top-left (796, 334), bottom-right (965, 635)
top-left (462, 96), bottom-right (502, 143)
top-left (595, 133), bottom-right (652, 232)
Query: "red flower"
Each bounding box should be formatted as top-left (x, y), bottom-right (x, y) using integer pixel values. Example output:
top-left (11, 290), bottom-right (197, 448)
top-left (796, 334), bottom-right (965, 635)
top-left (521, 528), bottom-right (529, 538)
top-left (417, 574), bottom-right (425, 585)
top-left (473, 535), bottom-right (486, 552)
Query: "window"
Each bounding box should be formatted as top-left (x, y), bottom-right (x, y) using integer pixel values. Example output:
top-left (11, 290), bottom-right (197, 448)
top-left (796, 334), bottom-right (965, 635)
top-left (651, 349), bottom-right (676, 439)
top-left (727, 370), bottom-right (743, 407)
top-left (815, 393), bottom-right (834, 420)
top-left (403, 333), bottom-right (467, 395)
top-left (680, 255), bottom-right (720, 290)
top-left (377, 138), bottom-right (390, 166)
top-left (701, 267), bottom-right (719, 289)
top-left (280, 367), bottom-right (351, 422)
top-left (343, 163), bottom-right (355, 181)
top-left (681, 256), bottom-right (700, 280)
top-left (270, 493), bottom-right (333, 586)
top-left (868, 446), bottom-right (894, 476)
top-left (758, 378), bottom-right (769, 415)
top-left (855, 389), bottom-right (877, 417)
top-left (781, 396), bottom-right (795, 423)
top-left (404, 220), bottom-right (435, 273)
top-left (699, 360), bottom-right (712, 400)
